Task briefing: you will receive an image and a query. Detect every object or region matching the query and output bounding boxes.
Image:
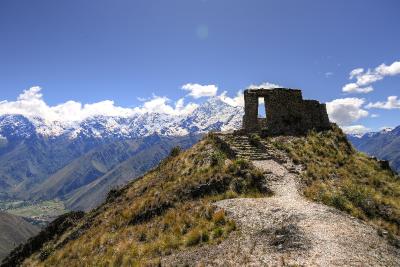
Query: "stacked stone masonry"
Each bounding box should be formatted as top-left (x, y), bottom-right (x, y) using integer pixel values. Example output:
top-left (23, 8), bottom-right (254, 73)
top-left (242, 88), bottom-right (330, 135)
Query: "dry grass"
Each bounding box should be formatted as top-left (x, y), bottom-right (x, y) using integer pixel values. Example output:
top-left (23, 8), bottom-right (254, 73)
top-left (22, 134), bottom-right (269, 266)
top-left (270, 125), bottom-right (400, 237)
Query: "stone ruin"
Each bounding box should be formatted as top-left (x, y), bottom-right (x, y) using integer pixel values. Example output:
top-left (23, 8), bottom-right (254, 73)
top-left (242, 88), bottom-right (330, 135)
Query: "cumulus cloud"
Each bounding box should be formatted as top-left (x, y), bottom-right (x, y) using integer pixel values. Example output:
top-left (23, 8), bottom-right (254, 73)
top-left (326, 98), bottom-right (369, 125)
top-left (133, 96), bottom-right (198, 115)
top-left (1, 82), bottom-right (286, 123)
top-left (366, 96), bottom-right (400, 109)
top-left (349, 68), bottom-right (364, 79)
top-left (342, 83), bottom-right (373, 94)
top-left (247, 82), bottom-right (282, 89)
top-left (342, 60), bottom-right (400, 94)
top-left (341, 125), bottom-right (371, 135)
top-left (181, 83), bottom-right (218, 98)
top-left (218, 91), bottom-right (244, 107)
top-left (0, 86), bottom-right (199, 122)
top-left (215, 81), bottom-right (285, 107)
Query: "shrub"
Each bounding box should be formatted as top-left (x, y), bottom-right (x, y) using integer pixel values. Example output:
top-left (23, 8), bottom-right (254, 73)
top-left (212, 227), bottom-right (224, 239)
top-left (249, 133), bottom-right (261, 144)
top-left (210, 151), bottom-right (226, 167)
top-left (212, 210), bottom-right (226, 225)
top-left (169, 146), bottom-right (182, 157)
top-left (185, 229), bottom-right (202, 246)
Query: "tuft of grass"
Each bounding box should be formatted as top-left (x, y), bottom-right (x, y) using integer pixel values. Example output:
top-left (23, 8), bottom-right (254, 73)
top-left (270, 125), bottom-right (400, 236)
top-left (248, 133), bottom-right (262, 147)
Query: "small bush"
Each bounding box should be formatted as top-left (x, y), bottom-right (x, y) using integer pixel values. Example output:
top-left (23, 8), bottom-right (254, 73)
top-left (210, 151), bottom-right (226, 167)
top-left (169, 146), bottom-right (182, 157)
top-left (212, 210), bottom-right (226, 225)
top-left (212, 227), bottom-right (224, 239)
top-left (201, 231), bottom-right (209, 242)
top-left (249, 133), bottom-right (261, 147)
top-left (185, 229), bottom-right (202, 246)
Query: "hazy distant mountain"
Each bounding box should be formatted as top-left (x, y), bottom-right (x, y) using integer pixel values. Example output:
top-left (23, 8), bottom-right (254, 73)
top-left (348, 126), bottom-right (400, 172)
top-left (0, 98), bottom-right (242, 211)
top-left (0, 212), bottom-right (39, 261)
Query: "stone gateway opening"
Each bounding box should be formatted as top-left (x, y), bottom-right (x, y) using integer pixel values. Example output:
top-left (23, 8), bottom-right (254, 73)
top-left (242, 88), bottom-right (331, 136)
top-left (258, 98), bottom-right (266, 118)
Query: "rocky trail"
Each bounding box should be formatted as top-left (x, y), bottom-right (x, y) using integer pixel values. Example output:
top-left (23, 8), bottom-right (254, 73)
top-left (164, 136), bottom-right (400, 266)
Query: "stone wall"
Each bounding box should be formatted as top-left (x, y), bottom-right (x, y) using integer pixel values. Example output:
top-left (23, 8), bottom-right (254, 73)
top-left (242, 88), bottom-right (330, 135)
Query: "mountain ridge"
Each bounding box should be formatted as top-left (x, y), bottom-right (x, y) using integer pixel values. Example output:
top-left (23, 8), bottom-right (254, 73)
top-left (0, 212), bottom-right (39, 261)
top-left (348, 125), bottom-right (400, 172)
top-left (0, 97), bottom-right (243, 140)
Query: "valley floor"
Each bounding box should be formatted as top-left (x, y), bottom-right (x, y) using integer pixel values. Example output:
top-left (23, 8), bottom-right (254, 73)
top-left (164, 159), bottom-right (400, 266)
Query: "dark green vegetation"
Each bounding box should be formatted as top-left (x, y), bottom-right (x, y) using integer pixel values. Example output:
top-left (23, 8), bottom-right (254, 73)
top-left (271, 126), bottom-right (400, 237)
top-left (349, 126), bottom-right (400, 172)
top-left (0, 133), bottom-right (200, 212)
top-left (3, 135), bottom-right (269, 266)
top-left (0, 212), bottom-right (39, 261)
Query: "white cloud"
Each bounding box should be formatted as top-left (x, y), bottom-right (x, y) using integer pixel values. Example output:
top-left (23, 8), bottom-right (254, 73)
top-left (366, 96), bottom-right (400, 109)
top-left (181, 83), bottom-right (218, 98)
top-left (325, 72), bottom-right (334, 78)
top-left (341, 125), bottom-right (371, 135)
top-left (342, 60), bottom-right (400, 94)
top-left (326, 98), bottom-right (368, 125)
top-left (370, 114), bottom-right (379, 118)
top-left (349, 68), bottom-right (364, 79)
top-left (216, 81), bottom-right (284, 107)
top-left (247, 82), bottom-right (281, 89)
top-left (218, 91), bottom-right (244, 107)
top-left (376, 61), bottom-right (400, 76)
top-left (342, 83), bottom-right (373, 94)
top-left (0, 86), bottom-right (199, 123)
top-left (134, 96), bottom-right (198, 116)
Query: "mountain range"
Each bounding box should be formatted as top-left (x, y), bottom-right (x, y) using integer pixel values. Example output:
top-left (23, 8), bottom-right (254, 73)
top-left (0, 98), bottom-right (243, 212)
top-left (348, 126), bottom-right (400, 173)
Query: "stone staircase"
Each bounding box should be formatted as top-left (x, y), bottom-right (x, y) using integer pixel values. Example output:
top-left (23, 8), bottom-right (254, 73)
top-left (216, 133), bottom-right (271, 161)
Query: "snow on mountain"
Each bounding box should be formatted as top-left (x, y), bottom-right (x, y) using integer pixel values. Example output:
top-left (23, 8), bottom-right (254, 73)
top-left (0, 98), bottom-right (244, 140)
top-left (349, 127), bottom-right (395, 139)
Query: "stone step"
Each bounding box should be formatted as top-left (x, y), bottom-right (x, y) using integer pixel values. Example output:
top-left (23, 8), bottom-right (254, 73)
top-left (217, 133), bottom-right (272, 161)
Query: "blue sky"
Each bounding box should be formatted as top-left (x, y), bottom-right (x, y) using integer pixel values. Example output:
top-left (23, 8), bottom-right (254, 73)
top-left (0, 0), bottom-right (399, 133)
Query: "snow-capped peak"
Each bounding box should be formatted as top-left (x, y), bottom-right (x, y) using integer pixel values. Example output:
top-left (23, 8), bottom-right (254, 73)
top-left (0, 98), bottom-right (244, 140)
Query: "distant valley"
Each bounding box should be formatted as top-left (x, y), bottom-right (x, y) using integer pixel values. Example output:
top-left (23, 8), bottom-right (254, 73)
top-left (0, 97), bottom-right (242, 219)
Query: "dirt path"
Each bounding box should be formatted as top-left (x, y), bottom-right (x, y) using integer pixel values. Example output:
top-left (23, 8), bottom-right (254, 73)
top-left (164, 159), bottom-right (400, 266)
